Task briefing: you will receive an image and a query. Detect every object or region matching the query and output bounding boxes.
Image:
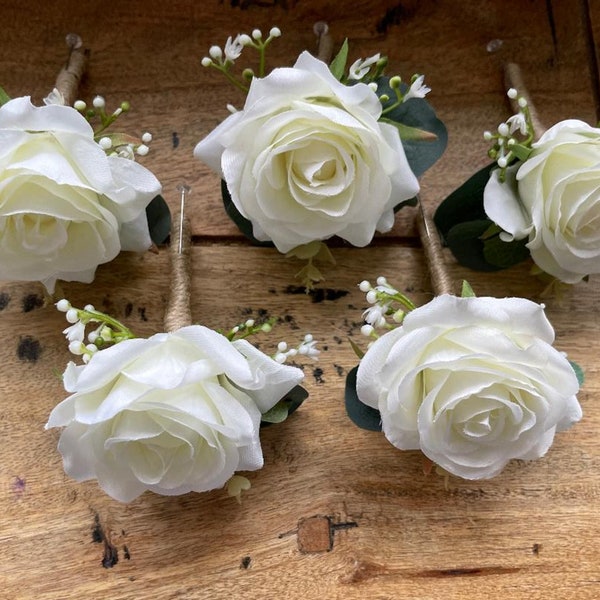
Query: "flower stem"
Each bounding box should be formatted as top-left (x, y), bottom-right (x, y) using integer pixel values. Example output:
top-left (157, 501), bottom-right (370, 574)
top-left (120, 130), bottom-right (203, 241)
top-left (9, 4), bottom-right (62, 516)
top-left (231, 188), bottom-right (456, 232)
top-left (313, 21), bottom-right (333, 64)
top-left (503, 63), bottom-right (545, 140)
top-left (164, 186), bottom-right (193, 332)
top-left (416, 201), bottom-right (455, 296)
top-left (55, 33), bottom-right (88, 106)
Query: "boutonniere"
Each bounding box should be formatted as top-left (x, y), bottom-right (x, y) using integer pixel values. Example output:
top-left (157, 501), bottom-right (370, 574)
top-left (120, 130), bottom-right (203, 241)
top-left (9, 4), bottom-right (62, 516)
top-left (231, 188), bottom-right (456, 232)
top-left (345, 206), bottom-right (583, 480)
top-left (434, 63), bottom-right (600, 287)
top-left (46, 189), bottom-right (316, 503)
top-left (0, 34), bottom-right (170, 296)
top-left (194, 23), bottom-right (446, 289)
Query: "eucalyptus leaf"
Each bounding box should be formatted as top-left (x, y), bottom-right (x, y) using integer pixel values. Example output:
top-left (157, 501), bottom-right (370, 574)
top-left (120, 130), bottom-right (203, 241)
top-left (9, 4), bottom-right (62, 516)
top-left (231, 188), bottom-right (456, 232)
top-left (0, 86), bottom-right (10, 106)
top-left (376, 77), bottom-right (447, 178)
top-left (433, 162), bottom-right (496, 243)
top-left (329, 38), bottom-right (349, 81)
top-left (145, 195), bottom-right (172, 245)
top-left (569, 361), bottom-right (585, 386)
top-left (482, 229), bottom-right (530, 269)
top-left (345, 366), bottom-right (382, 431)
top-left (261, 385), bottom-right (308, 426)
top-left (221, 179), bottom-right (274, 247)
top-left (445, 219), bottom-right (503, 272)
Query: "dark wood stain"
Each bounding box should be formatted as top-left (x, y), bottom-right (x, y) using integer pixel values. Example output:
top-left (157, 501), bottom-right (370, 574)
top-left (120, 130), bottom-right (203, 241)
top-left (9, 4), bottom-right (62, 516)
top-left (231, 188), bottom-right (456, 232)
top-left (22, 293), bottom-right (43, 313)
top-left (0, 292), bottom-right (10, 310)
top-left (17, 336), bottom-right (41, 362)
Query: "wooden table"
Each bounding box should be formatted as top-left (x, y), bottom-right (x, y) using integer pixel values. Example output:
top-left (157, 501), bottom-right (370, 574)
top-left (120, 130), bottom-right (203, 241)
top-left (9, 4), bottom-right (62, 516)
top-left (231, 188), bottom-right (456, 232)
top-left (2, 1), bottom-right (599, 598)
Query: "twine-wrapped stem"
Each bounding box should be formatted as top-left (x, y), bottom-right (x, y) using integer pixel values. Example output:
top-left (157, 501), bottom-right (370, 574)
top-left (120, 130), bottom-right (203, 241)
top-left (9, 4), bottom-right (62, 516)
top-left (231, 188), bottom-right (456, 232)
top-left (314, 22), bottom-right (333, 64)
top-left (416, 204), bottom-right (455, 296)
top-left (54, 34), bottom-right (88, 106)
top-left (504, 62), bottom-right (545, 139)
top-left (163, 209), bottom-right (193, 332)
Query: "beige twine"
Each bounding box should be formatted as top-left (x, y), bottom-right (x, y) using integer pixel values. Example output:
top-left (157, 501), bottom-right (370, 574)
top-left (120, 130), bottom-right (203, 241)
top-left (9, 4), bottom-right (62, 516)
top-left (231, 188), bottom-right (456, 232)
top-left (54, 34), bottom-right (88, 107)
top-left (163, 211), bottom-right (193, 332)
top-left (504, 62), bottom-right (545, 139)
top-left (314, 22), bottom-right (333, 64)
top-left (416, 204), bottom-right (455, 296)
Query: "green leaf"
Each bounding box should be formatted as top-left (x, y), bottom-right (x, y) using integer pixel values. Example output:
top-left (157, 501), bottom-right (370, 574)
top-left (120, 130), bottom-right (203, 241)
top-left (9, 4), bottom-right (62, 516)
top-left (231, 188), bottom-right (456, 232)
top-left (434, 163), bottom-right (496, 242)
top-left (261, 385), bottom-right (308, 426)
top-left (329, 38), bottom-right (349, 81)
top-left (221, 180), bottom-right (274, 247)
top-left (376, 76), bottom-right (447, 177)
top-left (445, 219), bottom-right (504, 272)
top-left (380, 118), bottom-right (438, 141)
top-left (145, 195), bottom-right (172, 245)
top-left (0, 86), bottom-right (10, 106)
top-left (461, 280), bottom-right (476, 298)
top-left (482, 228), bottom-right (530, 269)
top-left (348, 337), bottom-right (365, 360)
top-left (344, 366), bottom-right (382, 431)
top-left (434, 162), bottom-right (528, 271)
top-left (569, 361), bottom-right (585, 386)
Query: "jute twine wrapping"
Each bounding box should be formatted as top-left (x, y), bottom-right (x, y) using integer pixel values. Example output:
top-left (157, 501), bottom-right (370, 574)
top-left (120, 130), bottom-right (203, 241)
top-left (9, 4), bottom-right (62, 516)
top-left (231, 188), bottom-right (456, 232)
top-left (504, 62), bottom-right (545, 139)
top-left (163, 213), bottom-right (193, 332)
top-left (314, 22), bottom-right (333, 64)
top-left (416, 206), bottom-right (455, 296)
top-left (55, 35), bottom-right (88, 107)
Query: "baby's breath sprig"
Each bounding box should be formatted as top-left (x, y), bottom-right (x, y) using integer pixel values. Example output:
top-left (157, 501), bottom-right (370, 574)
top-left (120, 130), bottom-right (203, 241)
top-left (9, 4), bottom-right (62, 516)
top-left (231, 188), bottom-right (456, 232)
top-left (225, 317), bottom-right (275, 341)
top-left (274, 334), bottom-right (320, 364)
top-left (201, 26), bottom-right (282, 94)
top-left (484, 88), bottom-right (535, 182)
top-left (358, 276), bottom-right (416, 339)
top-left (73, 95), bottom-right (153, 159)
top-left (56, 299), bottom-right (136, 363)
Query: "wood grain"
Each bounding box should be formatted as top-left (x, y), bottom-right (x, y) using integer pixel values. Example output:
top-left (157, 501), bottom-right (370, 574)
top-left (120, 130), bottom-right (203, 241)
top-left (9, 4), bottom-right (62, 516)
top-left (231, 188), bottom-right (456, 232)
top-left (1, 1), bottom-right (600, 599)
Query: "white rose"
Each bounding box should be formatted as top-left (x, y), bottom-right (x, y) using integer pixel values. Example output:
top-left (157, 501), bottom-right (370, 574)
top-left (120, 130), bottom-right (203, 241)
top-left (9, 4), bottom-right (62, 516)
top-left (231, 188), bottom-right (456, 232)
top-left (194, 51), bottom-right (419, 253)
top-left (356, 294), bottom-right (582, 479)
top-left (0, 96), bottom-right (161, 292)
top-left (46, 325), bottom-right (304, 502)
top-left (484, 119), bottom-right (600, 283)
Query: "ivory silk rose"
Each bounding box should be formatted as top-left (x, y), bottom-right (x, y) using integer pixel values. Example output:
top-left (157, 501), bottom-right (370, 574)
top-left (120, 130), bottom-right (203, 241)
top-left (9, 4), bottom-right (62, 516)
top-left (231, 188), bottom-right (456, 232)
top-left (46, 325), bottom-right (303, 502)
top-left (484, 119), bottom-right (600, 283)
top-left (0, 96), bottom-right (161, 292)
top-left (356, 294), bottom-right (582, 479)
top-left (194, 51), bottom-right (420, 253)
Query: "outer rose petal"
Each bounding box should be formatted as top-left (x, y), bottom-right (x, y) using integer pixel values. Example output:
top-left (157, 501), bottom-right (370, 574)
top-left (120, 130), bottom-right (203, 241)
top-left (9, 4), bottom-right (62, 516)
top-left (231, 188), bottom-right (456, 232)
top-left (483, 164), bottom-right (533, 240)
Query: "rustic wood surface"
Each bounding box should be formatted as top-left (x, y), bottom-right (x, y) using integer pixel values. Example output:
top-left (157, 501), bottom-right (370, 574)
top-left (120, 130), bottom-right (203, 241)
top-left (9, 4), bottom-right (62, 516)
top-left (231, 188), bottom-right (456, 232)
top-left (1, 1), bottom-right (599, 598)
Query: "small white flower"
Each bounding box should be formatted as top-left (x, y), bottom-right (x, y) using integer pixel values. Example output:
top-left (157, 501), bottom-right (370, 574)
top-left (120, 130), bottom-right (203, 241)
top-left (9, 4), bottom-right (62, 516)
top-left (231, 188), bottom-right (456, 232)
top-left (269, 27), bottom-right (281, 38)
top-left (63, 320), bottom-right (86, 343)
top-left (403, 75), bottom-right (431, 102)
top-left (209, 45), bottom-right (223, 61)
top-left (73, 100), bottom-right (87, 111)
top-left (98, 137), bottom-right (112, 150)
top-left (56, 299), bottom-right (71, 313)
top-left (506, 112), bottom-right (528, 135)
top-left (136, 144), bottom-right (149, 156)
top-left (201, 57), bottom-right (212, 67)
top-left (92, 96), bottom-right (105, 109)
top-left (141, 132), bottom-right (153, 144)
top-left (224, 35), bottom-right (244, 62)
top-left (43, 88), bottom-right (65, 106)
top-left (348, 53), bottom-right (381, 80)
